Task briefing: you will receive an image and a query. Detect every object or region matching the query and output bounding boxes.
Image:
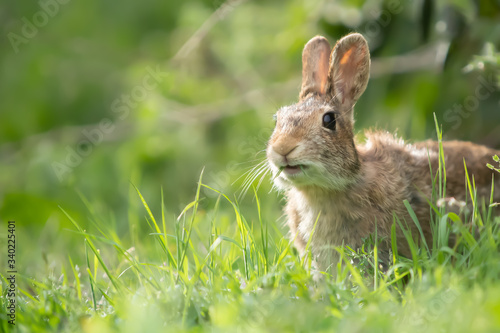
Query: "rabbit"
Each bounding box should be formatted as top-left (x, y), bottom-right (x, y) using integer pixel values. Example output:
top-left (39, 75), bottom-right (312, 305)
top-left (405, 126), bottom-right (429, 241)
top-left (266, 33), bottom-right (500, 273)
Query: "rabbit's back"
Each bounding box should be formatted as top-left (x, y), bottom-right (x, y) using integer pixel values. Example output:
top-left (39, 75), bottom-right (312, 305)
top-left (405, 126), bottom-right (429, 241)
top-left (359, 132), bottom-right (499, 216)
top-left (410, 139), bottom-right (500, 203)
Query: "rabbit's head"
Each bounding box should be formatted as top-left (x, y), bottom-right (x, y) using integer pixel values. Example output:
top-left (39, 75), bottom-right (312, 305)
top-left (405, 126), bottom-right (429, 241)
top-left (267, 33), bottom-right (370, 191)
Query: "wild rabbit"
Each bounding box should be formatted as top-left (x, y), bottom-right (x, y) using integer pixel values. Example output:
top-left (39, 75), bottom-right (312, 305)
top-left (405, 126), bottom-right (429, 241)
top-left (266, 33), bottom-right (500, 272)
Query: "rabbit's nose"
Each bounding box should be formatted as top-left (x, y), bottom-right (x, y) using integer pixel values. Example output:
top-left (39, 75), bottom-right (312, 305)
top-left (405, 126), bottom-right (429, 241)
top-left (273, 143), bottom-right (298, 158)
top-left (283, 145), bottom-right (298, 157)
top-left (270, 137), bottom-right (300, 165)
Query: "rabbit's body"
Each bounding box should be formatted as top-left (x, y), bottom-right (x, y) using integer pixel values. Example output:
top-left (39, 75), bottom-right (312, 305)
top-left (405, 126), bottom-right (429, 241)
top-left (266, 33), bottom-right (499, 271)
top-left (286, 132), bottom-right (499, 267)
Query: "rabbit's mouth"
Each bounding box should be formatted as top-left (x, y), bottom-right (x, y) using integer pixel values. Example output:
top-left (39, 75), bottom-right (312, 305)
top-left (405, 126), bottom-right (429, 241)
top-left (283, 164), bottom-right (308, 176)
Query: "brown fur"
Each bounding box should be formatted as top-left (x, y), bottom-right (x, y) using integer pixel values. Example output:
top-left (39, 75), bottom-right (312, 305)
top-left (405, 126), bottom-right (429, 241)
top-left (266, 34), bottom-right (500, 271)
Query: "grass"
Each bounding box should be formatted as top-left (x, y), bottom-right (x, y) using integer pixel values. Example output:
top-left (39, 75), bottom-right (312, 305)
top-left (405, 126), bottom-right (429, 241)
top-left (2, 130), bottom-right (500, 333)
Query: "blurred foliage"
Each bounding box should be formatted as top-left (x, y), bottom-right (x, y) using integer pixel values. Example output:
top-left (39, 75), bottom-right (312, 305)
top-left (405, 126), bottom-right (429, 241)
top-left (0, 0), bottom-right (500, 275)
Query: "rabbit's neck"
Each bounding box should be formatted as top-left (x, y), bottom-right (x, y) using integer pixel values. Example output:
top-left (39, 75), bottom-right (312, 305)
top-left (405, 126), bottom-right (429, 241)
top-left (286, 154), bottom-right (394, 249)
top-left (289, 179), bottom-right (369, 222)
top-left (287, 184), bottom-right (371, 262)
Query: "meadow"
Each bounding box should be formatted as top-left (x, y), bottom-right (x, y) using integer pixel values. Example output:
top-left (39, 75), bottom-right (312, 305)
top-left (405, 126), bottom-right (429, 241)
top-left (4, 148), bottom-right (500, 332)
top-left (1, 0), bottom-right (500, 332)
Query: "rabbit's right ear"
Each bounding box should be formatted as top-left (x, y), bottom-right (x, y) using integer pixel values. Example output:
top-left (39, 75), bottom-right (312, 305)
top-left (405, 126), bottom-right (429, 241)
top-left (299, 36), bottom-right (331, 100)
top-left (328, 33), bottom-right (370, 114)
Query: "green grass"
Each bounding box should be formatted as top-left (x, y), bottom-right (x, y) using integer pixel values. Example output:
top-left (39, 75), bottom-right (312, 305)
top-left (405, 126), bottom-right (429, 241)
top-left (2, 141), bottom-right (500, 333)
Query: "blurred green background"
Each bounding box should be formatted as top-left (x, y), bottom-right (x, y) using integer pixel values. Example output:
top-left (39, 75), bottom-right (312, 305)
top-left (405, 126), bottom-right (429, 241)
top-left (1, 0), bottom-right (499, 275)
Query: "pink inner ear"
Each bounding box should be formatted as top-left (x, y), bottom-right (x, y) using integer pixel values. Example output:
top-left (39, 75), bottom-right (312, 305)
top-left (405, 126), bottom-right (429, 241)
top-left (340, 48), bottom-right (354, 65)
top-left (318, 52), bottom-right (329, 94)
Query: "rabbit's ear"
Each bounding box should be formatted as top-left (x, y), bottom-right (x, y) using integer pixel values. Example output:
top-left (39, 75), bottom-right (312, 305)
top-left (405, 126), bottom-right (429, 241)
top-left (328, 33), bottom-right (370, 112)
top-left (299, 36), bottom-right (331, 100)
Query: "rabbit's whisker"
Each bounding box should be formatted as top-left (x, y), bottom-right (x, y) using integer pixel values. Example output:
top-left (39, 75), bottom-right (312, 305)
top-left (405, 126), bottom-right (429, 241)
top-left (233, 159), bottom-right (267, 186)
top-left (238, 160), bottom-right (270, 199)
top-left (255, 168), bottom-right (270, 193)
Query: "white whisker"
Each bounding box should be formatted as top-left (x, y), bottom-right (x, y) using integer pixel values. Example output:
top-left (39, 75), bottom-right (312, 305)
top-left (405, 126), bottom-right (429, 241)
top-left (237, 159), bottom-right (270, 200)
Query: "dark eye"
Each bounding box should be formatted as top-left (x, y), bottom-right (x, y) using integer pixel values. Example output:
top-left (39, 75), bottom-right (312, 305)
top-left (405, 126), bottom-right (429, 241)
top-left (322, 112), bottom-right (336, 131)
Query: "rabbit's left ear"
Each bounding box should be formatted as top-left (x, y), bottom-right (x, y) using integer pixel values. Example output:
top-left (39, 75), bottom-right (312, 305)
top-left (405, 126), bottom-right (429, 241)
top-left (328, 33), bottom-right (370, 111)
top-left (299, 36), bottom-right (331, 100)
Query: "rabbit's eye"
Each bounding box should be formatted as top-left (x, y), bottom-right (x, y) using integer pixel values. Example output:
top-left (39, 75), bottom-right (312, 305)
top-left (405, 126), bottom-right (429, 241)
top-left (322, 112), bottom-right (336, 131)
